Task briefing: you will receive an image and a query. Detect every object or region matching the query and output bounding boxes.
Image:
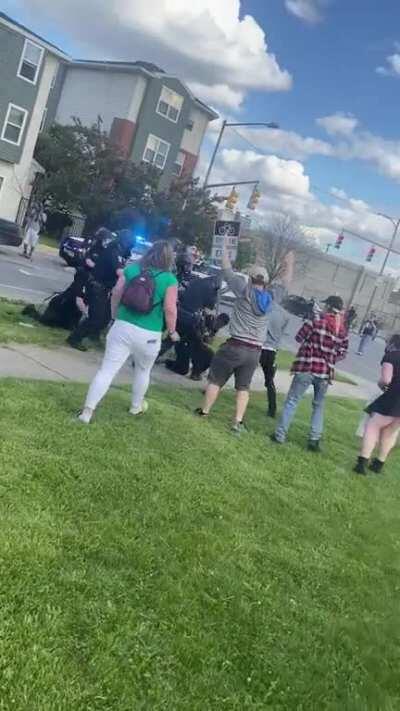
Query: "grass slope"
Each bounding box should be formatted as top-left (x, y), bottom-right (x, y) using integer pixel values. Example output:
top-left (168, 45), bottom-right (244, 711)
top-left (0, 380), bottom-right (399, 710)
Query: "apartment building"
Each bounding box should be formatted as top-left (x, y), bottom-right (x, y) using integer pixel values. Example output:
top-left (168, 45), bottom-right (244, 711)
top-left (0, 12), bottom-right (68, 222)
top-left (45, 59), bottom-right (218, 188)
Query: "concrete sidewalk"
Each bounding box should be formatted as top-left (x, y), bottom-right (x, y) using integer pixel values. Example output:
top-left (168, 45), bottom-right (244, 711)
top-left (0, 342), bottom-right (376, 401)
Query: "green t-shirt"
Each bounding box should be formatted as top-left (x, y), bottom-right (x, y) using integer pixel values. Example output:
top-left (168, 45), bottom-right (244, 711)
top-left (117, 264), bottom-right (177, 332)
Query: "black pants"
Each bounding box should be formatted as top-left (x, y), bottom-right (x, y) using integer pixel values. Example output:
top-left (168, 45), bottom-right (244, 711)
top-left (68, 282), bottom-right (110, 344)
top-left (260, 349), bottom-right (277, 416)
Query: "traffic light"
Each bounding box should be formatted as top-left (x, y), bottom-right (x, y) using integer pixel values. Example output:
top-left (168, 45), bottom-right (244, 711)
top-left (247, 185), bottom-right (261, 210)
top-left (335, 233), bottom-right (344, 249)
top-left (366, 246), bottom-right (376, 262)
top-left (225, 187), bottom-right (239, 210)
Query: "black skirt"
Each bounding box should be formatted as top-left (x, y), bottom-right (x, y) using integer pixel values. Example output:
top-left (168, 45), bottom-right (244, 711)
top-left (366, 385), bottom-right (400, 418)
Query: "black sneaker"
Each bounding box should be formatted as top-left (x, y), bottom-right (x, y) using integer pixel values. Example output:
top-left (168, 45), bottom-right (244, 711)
top-left (308, 440), bottom-right (321, 453)
top-left (353, 456), bottom-right (368, 475)
top-left (267, 410), bottom-right (277, 419)
top-left (194, 408), bottom-right (208, 417)
top-left (67, 338), bottom-right (87, 352)
top-left (369, 458), bottom-right (385, 474)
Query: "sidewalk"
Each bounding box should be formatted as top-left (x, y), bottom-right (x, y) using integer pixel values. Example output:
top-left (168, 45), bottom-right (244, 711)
top-left (0, 342), bottom-right (375, 401)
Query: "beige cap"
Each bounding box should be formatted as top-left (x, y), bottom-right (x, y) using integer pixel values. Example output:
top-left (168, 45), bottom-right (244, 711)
top-left (249, 264), bottom-right (269, 284)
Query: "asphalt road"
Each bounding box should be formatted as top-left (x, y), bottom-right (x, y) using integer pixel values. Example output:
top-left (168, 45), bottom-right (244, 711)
top-left (0, 245), bottom-right (72, 303)
top-left (0, 244), bottom-right (386, 385)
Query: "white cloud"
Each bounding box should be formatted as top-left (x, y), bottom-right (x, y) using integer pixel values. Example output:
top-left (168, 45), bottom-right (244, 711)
top-left (285, 0), bottom-right (326, 23)
top-left (18, 0), bottom-right (292, 109)
top-left (220, 148), bottom-right (311, 198)
top-left (376, 53), bottom-right (400, 77)
top-left (316, 113), bottom-right (359, 136)
top-left (188, 83), bottom-right (244, 110)
top-left (237, 126), bottom-right (333, 160)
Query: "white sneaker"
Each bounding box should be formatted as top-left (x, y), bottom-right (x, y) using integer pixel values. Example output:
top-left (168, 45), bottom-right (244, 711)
top-left (78, 408), bottom-right (93, 424)
top-left (129, 400), bottom-right (149, 416)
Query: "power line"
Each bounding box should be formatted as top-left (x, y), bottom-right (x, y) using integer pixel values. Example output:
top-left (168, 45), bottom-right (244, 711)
top-left (226, 126), bottom-right (398, 227)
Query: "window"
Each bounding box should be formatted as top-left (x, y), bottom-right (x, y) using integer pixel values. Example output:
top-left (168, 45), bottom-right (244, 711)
top-left (143, 134), bottom-right (170, 170)
top-left (172, 150), bottom-right (185, 177)
top-left (1, 104), bottom-right (28, 146)
top-left (156, 86), bottom-right (183, 123)
top-left (39, 107), bottom-right (48, 133)
top-left (17, 39), bottom-right (44, 85)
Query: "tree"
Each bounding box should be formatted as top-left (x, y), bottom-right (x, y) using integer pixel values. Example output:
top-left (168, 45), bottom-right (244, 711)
top-left (35, 119), bottom-right (160, 231)
top-left (255, 215), bottom-right (313, 282)
top-left (35, 121), bottom-right (217, 248)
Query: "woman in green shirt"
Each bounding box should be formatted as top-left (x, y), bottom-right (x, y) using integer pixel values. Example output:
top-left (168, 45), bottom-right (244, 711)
top-left (79, 241), bottom-right (179, 423)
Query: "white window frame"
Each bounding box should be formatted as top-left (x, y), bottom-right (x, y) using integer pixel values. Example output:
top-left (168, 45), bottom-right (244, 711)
top-left (156, 86), bottom-right (184, 124)
top-left (142, 134), bottom-right (170, 170)
top-left (17, 39), bottom-right (44, 86)
top-left (172, 150), bottom-right (185, 178)
top-left (39, 107), bottom-right (48, 133)
top-left (1, 103), bottom-right (29, 147)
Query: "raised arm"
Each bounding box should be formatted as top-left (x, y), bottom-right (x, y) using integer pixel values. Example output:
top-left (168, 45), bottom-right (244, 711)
top-left (222, 245), bottom-right (247, 297)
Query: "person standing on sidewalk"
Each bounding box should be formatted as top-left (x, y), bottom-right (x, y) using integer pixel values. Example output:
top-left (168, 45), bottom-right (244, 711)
top-left (357, 317), bottom-right (378, 356)
top-left (196, 247), bottom-right (293, 434)
top-left (260, 302), bottom-right (289, 419)
top-left (22, 201), bottom-right (47, 260)
top-left (78, 241), bottom-right (179, 424)
top-left (272, 296), bottom-right (348, 451)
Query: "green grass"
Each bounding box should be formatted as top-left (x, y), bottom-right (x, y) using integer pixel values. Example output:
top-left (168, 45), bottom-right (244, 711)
top-left (0, 378), bottom-right (399, 710)
top-left (0, 298), bottom-right (68, 347)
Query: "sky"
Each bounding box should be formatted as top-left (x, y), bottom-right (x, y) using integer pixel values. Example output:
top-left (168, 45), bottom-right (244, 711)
top-left (5, 0), bottom-right (400, 273)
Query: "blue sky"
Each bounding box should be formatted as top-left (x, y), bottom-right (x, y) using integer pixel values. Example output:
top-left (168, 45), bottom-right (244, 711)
top-left (5, 0), bottom-right (400, 271)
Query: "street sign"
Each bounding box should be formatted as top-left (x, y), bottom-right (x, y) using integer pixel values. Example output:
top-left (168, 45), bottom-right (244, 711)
top-left (211, 220), bottom-right (241, 264)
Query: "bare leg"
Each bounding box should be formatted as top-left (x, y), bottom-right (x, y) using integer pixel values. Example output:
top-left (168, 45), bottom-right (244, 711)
top-left (235, 390), bottom-right (249, 424)
top-left (201, 383), bottom-right (220, 414)
top-left (378, 419), bottom-right (400, 461)
top-left (361, 414), bottom-right (393, 459)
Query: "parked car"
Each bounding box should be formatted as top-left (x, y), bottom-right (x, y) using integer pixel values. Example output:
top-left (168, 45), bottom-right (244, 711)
top-left (59, 233), bottom-right (92, 267)
top-left (0, 218), bottom-right (22, 247)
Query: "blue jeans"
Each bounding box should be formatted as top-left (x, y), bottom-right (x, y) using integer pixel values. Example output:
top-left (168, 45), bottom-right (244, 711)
top-left (275, 373), bottom-right (329, 443)
top-left (358, 334), bottom-right (372, 355)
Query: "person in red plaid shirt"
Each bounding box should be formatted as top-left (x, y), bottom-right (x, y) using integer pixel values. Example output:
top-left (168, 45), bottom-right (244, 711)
top-left (272, 296), bottom-right (348, 451)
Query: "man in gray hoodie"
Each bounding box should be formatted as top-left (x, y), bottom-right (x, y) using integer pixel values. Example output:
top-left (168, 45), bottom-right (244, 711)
top-left (196, 247), bottom-right (293, 433)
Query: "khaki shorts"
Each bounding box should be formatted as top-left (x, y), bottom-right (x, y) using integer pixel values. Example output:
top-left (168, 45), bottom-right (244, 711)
top-left (208, 340), bottom-right (261, 391)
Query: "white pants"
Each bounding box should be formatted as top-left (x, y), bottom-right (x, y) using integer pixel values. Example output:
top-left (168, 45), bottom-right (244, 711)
top-left (23, 226), bottom-right (40, 250)
top-left (84, 320), bottom-right (161, 411)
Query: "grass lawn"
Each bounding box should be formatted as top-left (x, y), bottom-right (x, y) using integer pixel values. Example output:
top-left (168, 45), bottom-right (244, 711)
top-left (1, 378), bottom-right (399, 709)
top-left (0, 298), bottom-right (69, 348)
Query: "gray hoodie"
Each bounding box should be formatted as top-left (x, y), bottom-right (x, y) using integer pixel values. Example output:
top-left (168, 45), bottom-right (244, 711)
top-left (223, 269), bottom-right (285, 346)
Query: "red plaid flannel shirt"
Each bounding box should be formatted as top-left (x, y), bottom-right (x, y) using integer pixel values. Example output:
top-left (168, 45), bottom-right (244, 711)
top-left (292, 315), bottom-right (349, 379)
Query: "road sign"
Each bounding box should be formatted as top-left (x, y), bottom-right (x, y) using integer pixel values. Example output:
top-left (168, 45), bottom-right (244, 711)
top-left (211, 220), bottom-right (241, 265)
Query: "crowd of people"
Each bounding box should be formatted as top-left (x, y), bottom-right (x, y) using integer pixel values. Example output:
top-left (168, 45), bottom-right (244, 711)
top-left (23, 229), bottom-right (400, 475)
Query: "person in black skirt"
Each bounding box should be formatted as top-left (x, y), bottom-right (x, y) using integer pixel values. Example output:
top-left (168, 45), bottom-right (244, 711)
top-left (354, 334), bottom-right (400, 474)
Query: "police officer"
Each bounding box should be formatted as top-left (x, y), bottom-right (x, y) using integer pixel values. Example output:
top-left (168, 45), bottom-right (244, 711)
top-left (67, 228), bottom-right (123, 351)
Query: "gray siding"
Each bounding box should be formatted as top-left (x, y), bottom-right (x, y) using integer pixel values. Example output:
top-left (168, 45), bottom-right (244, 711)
top-left (0, 23), bottom-right (44, 163)
top-left (131, 76), bottom-right (192, 189)
top-left (44, 62), bottom-right (67, 130)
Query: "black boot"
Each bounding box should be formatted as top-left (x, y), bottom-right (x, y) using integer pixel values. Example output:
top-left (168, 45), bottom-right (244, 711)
top-left (308, 440), bottom-right (321, 453)
top-left (369, 458), bottom-right (385, 474)
top-left (354, 456), bottom-right (368, 475)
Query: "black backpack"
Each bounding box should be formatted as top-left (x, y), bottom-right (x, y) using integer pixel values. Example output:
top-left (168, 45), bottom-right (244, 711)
top-left (121, 269), bottom-right (161, 314)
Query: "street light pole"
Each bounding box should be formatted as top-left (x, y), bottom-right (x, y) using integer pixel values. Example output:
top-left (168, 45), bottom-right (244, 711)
top-left (363, 216), bottom-right (400, 318)
top-left (203, 120), bottom-right (279, 188)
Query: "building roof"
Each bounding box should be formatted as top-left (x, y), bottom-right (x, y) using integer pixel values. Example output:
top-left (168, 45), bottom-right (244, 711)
top-left (73, 58), bottom-right (219, 120)
top-left (0, 11), bottom-right (68, 59)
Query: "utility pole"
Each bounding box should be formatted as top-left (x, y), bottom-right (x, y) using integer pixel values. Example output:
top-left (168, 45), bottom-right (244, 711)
top-left (363, 216), bottom-right (400, 319)
top-left (203, 120), bottom-right (279, 188)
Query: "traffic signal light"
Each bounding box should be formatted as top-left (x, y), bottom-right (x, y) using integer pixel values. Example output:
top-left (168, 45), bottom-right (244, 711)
top-left (247, 185), bottom-right (261, 210)
top-left (225, 187), bottom-right (239, 210)
top-left (335, 233), bottom-right (344, 249)
top-left (366, 246), bottom-right (376, 262)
